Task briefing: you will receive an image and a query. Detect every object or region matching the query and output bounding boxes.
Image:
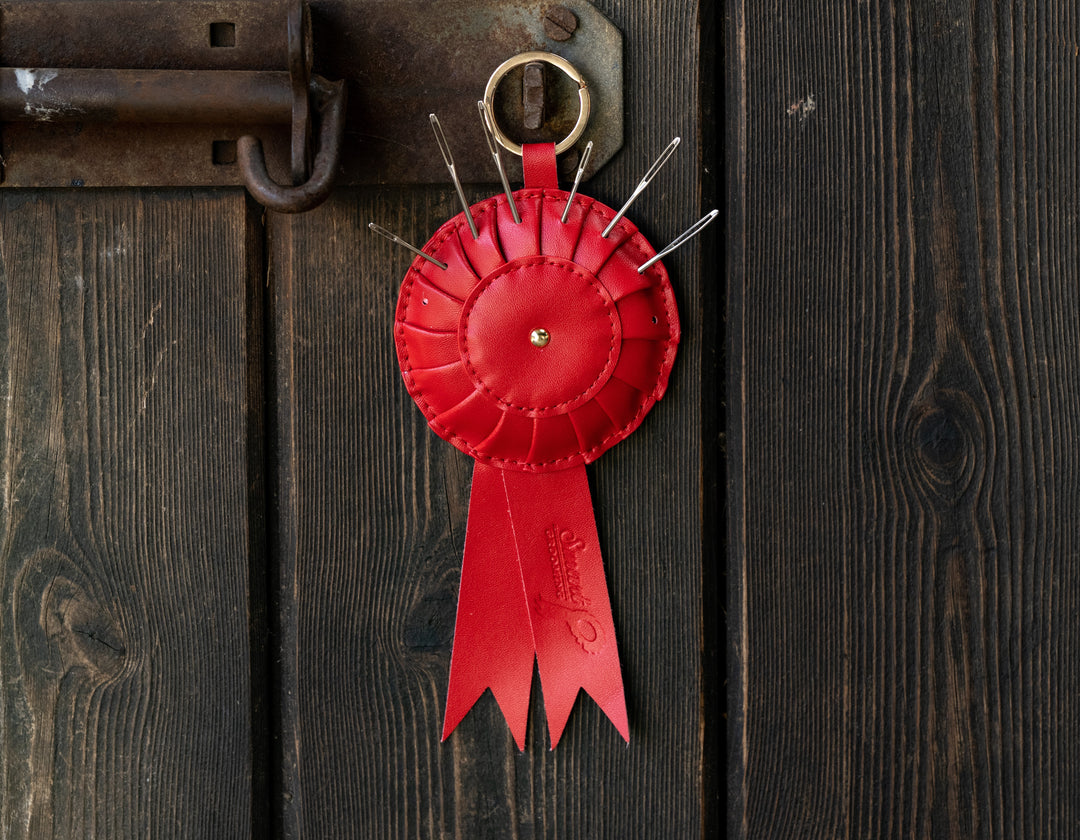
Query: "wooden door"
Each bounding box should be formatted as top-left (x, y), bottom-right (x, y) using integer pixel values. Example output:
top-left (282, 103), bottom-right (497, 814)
top-left (1, 1), bottom-right (716, 838)
top-left (728, 0), bottom-right (1080, 837)
top-left (0, 192), bottom-right (264, 836)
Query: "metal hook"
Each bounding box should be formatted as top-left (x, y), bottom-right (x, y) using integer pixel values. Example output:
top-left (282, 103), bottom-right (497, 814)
top-left (237, 0), bottom-right (346, 213)
top-left (238, 77), bottom-right (347, 213)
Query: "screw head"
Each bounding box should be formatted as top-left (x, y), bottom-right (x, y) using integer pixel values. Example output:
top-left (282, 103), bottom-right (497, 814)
top-left (543, 6), bottom-right (578, 41)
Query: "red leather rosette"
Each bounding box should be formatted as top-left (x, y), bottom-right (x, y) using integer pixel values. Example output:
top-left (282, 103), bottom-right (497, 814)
top-left (395, 144), bottom-right (679, 748)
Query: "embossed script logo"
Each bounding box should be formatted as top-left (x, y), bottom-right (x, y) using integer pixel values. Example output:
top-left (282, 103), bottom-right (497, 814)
top-left (537, 525), bottom-right (606, 654)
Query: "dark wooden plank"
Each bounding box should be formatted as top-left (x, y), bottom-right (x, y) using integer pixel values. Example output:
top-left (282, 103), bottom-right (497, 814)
top-left (267, 1), bottom-right (712, 836)
top-left (0, 190), bottom-right (260, 838)
top-left (729, 0), bottom-right (1080, 836)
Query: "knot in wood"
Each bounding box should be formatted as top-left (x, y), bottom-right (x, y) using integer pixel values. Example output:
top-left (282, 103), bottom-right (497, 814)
top-left (16, 549), bottom-right (131, 688)
top-left (915, 409), bottom-right (964, 467)
top-left (905, 394), bottom-right (982, 504)
top-left (401, 575), bottom-right (457, 653)
top-left (44, 575), bottom-right (129, 681)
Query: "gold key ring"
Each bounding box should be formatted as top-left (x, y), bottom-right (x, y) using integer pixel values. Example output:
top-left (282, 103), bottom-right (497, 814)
top-left (482, 51), bottom-right (591, 157)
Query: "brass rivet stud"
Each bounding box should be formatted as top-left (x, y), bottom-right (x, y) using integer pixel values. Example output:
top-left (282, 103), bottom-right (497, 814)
top-left (530, 328), bottom-right (551, 348)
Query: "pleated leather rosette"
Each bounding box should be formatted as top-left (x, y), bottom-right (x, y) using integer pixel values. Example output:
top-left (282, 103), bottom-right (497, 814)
top-left (394, 143), bottom-right (679, 749)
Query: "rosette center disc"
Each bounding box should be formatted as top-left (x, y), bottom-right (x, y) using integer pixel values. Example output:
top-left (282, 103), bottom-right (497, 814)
top-left (460, 256), bottom-right (621, 416)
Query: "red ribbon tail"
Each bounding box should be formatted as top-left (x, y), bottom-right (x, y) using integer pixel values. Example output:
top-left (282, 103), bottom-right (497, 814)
top-left (443, 462), bottom-right (628, 750)
top-left (503, 468), bottom-right (629, 748)
top-left (442, 463), bottom-right (536, 750)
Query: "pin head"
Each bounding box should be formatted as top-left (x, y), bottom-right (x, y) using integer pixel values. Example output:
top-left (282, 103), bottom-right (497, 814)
top-left (530, 328), bottom-right (551, 348)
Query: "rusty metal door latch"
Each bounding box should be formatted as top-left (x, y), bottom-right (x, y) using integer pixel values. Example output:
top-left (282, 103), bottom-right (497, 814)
top-left (0, 0), bottom-right (345, 212)
top-left (0, 0), bottom-right (622, 203)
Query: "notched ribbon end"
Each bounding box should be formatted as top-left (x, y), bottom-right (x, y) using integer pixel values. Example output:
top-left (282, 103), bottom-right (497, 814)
top-left (442, 681), bottom-right (532, 752)
top-left (543, 683), bottom-right (630, 749)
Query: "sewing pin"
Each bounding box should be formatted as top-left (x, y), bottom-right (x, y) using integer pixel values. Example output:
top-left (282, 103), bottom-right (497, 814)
top-left (477, 101), bottom-right (521, 224)
top-left (561, 140), bottom-right (594, 224)
top-left (601, 136), bottom-right (681, 238)
top-left (368, 223), bottom-right (448, 270)
top-left (430, 113), bottom-right (479, 240)
top-left (637, 209), bottom-right (719, 274)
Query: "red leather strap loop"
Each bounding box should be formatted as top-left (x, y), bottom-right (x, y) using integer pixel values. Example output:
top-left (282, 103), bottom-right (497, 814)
top-left (523, 143), bottom-right (559, 190)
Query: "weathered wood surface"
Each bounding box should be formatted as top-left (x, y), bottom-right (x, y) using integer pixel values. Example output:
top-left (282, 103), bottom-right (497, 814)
top-left (267, 0), bottom-right (712, 837)
top-left (0, 192), bottom-right (260, 838)
top-left (1, 2), bottom-right (716, 837)
top-left (728, 0), bottom-right (1080, 837)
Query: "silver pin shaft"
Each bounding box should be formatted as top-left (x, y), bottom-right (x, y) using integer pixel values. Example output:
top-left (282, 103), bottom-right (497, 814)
top-left (430, 113), bottom-right (480, 240)
top-left (637, 209), bottom-right (718, 274)
top-left (477, 101), bottom-right (521, 224)
top-left (602, 136), bottom-right (681, 238)
top-left (368, 223), bottom-right (448, 270)
top-left (561, 140), bottom-right (594, 224)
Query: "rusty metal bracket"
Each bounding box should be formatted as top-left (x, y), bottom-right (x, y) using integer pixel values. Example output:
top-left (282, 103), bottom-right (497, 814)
top-left (0, 0), bottom-right (621, 191)
top-left (0, 0), bottom-right (345, 211)
top-left (325, 0), bottom-right (622, 184)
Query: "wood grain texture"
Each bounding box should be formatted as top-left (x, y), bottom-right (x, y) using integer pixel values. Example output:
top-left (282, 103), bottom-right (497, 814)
top-left (267, 1), bottom-right (713, 837)
top-left (0, 190), bottom-right (259, 838)
top-left (728, 0), bottom-right (1080, 837)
